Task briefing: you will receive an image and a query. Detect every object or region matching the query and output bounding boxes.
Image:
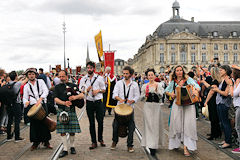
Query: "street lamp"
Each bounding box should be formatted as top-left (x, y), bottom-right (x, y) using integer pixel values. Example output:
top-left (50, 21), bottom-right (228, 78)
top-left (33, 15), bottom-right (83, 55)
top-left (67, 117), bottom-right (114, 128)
top-left (63, 21), bottom-right (66, 69)
top-left (67, 58), bottom-right (70, 68)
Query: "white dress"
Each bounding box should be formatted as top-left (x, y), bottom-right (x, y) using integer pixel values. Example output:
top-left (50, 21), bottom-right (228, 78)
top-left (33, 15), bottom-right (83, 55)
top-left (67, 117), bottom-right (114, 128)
top-left (168, 100), bottom-right (198, 151)
top-left (141, 83), bottom-right (165, 149)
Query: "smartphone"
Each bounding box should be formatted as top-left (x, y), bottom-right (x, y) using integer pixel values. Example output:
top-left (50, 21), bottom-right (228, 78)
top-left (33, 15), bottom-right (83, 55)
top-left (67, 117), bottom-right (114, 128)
top-left (200, 75), bottom-right (203, 80)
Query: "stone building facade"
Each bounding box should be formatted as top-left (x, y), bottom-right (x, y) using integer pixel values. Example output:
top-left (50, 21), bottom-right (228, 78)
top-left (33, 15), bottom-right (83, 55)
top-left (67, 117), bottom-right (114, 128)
top-left (130, 0), bottom-right (240, 74)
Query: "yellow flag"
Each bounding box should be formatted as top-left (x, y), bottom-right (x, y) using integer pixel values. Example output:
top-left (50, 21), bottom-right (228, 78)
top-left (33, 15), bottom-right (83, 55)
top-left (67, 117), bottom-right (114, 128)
top-left (94, 30), bottom-right (103, 58)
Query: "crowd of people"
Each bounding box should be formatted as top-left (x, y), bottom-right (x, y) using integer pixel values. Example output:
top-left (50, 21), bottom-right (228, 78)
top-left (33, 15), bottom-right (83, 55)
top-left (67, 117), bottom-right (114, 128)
top-left (0, 58), bottom-right (240, 158)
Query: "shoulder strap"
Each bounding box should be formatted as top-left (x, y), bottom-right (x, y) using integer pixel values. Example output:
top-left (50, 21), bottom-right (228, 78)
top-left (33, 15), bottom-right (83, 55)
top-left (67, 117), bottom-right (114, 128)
top-left (91, 75), bottom-right (98, 86)
top-left (173, 81), bottom-right (176, 94)
top-left (28, 80), bottom-right (41, 99)
top-left (123, 81), bottom-right (132, 103)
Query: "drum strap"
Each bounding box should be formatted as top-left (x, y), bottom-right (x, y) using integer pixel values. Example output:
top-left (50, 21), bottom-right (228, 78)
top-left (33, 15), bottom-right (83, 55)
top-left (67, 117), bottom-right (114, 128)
top-left (123, 82), bottom-right (132, 103)
top-left (29, 80), bottom-right (41, 100)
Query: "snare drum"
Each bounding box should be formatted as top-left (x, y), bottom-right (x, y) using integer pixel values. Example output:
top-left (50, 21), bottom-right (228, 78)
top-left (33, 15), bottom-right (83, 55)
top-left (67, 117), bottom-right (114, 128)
top-left (27, 103), bottom-right (47, 120)
top-left (114, 104), bottom-right (133, 138)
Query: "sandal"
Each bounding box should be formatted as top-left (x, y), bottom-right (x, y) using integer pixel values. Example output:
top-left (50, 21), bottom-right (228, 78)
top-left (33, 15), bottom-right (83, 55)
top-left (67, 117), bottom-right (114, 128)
top-left (184, 148), bottom-right (190, 157)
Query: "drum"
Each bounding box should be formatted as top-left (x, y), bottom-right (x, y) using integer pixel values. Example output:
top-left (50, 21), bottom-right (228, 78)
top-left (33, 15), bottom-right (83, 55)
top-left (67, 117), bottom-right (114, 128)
top-left (27, 103), bottom-right (47, 120)
top-left (43, 117), bottom-right (57, 132)
top-left (114, 104), bottom-right (133, 138)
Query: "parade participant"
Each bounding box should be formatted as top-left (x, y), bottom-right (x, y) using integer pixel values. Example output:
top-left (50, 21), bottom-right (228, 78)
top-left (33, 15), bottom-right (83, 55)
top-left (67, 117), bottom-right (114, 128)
top-left (202, 67), bottom-right (222, 140)
top-left (212, 65), bottom-right (232, 149)
top-left (54, 70), bottom-right (84, 158)
top-left (103, 66), bottom-right (117, 116)
top-left (37, 68), bottom-right (47, 85)
top-left (111, 66), bottom-right (140, 153)
top-left (22, 68), bottom-right (52, 151)
top-left (140, 68), bottom-right (164, 156)
top-left (165, 65), bottom-right (200, 157)
top-left (6, 71), bottom-right (28, 142)
top-left (228, 65), bottom-right (240, 154)
top-left (79, 61), bottom-right (106, 150)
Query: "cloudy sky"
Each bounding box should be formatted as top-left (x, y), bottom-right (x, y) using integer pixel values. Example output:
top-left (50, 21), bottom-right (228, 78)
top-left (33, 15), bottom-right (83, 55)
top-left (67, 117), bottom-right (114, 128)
top-left (0, 0), bottom-right (240, 72)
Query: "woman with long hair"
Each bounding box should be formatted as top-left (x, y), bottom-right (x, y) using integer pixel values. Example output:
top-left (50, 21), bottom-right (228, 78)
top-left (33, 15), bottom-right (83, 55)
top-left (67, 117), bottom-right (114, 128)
top-left (165, 65), bottom-right (200, 156)
top-left (140, 68), bottom-right (165, 156)
top-left (202, 67), bottom-right (222, 140)
top-left (211, 65), bottom-right (232, 149)
top-left (227, 65), bottom-right (240, 153)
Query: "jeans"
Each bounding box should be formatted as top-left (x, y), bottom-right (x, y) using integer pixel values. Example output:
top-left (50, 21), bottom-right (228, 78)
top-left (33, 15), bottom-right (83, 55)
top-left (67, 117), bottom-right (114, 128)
top-left (86, 100), bottom-right (104, 143)
top-left (217, 104), bottom-right (232, 144)
top-left (112, 112), bottom-right (135, 147)
top-left (6, 103), bottom-right (22, 139)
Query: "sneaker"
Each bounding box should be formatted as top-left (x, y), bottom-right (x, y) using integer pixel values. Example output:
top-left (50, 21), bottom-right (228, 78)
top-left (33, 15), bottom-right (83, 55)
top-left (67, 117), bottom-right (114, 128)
top-left (111, 142), bottom-right (117, 150)
top-left (6, 137), bottom-right (13, 142)
top-left (232, 148), bottom-right (240, 154)
top-left (128, 147), bottom-right (134, 153)
top-left (15, 137), bottom-right (25, 142)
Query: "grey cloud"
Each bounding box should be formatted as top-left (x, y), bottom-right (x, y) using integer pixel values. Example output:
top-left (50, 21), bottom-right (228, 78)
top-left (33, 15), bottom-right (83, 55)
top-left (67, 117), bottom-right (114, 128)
top-left (35, 0), bottom-right (162, 16)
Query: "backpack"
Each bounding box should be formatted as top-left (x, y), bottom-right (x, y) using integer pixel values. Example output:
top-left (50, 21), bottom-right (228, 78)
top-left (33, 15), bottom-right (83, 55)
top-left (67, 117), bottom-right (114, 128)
top-left (0, 82), bottom-right (19, 107)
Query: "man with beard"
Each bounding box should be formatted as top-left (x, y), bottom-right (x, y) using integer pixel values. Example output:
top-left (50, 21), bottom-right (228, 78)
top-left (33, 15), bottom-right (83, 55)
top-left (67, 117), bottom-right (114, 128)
top-left (54, 70), bottom-right (84, 158)
top-left (111, 66), bottom-right (140, 153)
top-left (79, 61), bottom-right (106, 150)
top-left (22, 68), bottom-right (52, 150)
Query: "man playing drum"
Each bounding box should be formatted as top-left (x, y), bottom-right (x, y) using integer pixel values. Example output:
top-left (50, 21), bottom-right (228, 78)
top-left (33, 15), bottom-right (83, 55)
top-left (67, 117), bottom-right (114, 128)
top-left (54, 70), bottom-right (84, 158)
top-left (22, 68), bottom-right (52, 151)
top-left (111, 66), bottom-right (140, 153)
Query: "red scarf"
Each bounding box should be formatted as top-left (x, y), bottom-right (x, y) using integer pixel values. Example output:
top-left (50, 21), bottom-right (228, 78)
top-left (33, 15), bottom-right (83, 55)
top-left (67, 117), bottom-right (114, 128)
top-left (145, 85), bottom-right (149, 97)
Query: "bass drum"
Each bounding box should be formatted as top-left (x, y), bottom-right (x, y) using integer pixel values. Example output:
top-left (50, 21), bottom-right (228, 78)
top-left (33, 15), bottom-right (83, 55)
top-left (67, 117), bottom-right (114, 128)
top-left (114, 104), bottom-right (133, 138)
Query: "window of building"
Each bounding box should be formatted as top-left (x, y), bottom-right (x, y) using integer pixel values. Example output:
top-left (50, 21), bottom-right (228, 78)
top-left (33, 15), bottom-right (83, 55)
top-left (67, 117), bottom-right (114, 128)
top-left (174, 28), bottom-right (179, 33)
top-left (171, 53), bottom-right (175, 63)
top-left (224, 53), bottom-right (228, 62)
top-left (160, 53), bottom-right (164, 63)
top-left (202, 53), bottom-right (206, 62)
top-left (234, 43), bottom-right (238, 50)
top-left (234, 53), bottom-right (238, 63)
top-left (191, 44), bottom-right (195, 50)
top-left (191, 53), bottom-right (196, 63)
top-left (224, 44), bottom-right (228, 50)
top-left (214, 44), bottom-right (218, 50)
top-left (185, 28), bottom-right (189, 32)
top-left (160, 44), bottom-right (164, 50)
top-left (214, 53), bottom-right (218, 58)
top-left (213, 31), bottom-right (218, 37)
top-left (120, 61), bottom-right (124, 66)
top-left (202, 44), bottom-right (206, 50)
top-left (171, 44), bottom-right (175, 50)
top-left (180, 52), bottom-right (186, 63)
top-left (232, 31), bottom-right (238, 37)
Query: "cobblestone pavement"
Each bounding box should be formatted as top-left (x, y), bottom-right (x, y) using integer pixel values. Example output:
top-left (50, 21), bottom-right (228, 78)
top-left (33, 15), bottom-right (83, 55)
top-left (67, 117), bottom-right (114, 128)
top-left (0, 102), bottom-right (239, 160)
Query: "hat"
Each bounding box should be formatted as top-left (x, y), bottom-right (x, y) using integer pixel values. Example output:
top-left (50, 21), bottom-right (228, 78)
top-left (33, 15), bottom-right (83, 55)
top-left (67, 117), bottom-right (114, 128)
top-left (202, 105), bottom-right (209, 118)
top-left (232, 64), bottom-right (240, 71)
top-left (23, 68), bottom-right (38, 75)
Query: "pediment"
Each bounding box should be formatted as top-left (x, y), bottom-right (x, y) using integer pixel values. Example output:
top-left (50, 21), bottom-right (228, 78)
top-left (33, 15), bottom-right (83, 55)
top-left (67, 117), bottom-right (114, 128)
top-left (166, 32), bottom-right (201, 40)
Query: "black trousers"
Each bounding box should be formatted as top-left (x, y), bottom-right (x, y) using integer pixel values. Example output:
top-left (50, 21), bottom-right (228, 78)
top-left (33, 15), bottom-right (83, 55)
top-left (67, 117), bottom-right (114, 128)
top-left (86, 100), bottom-right (104, 143)
top-left (29, 103), bottom-right (51, 143)
top-left (6, 103), bottom-right (22, 139)
top-left (112, 112), bottom-right (135, 147)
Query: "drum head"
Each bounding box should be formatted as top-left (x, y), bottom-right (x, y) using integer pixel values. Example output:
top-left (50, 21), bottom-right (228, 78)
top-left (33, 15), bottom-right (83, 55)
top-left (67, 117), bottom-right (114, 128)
top-left (27, 103), bottom-right (42, 117)
top-left (114, 104), bottom-right (133, 116)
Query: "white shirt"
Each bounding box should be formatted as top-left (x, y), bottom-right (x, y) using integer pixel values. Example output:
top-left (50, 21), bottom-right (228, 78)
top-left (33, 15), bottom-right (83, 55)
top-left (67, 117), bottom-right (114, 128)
top-left (79, 73), bottom-right (106, 101)
top-left (112, 79), bottom-right (140, 108)
top-left (233, 83), bottom-right (240, 107)
top-left (23, 79), bottom-right (49, 107)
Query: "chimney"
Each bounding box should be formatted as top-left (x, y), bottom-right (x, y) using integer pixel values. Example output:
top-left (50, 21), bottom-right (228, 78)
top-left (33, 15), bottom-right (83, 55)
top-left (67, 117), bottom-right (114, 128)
top-left (191, 17), bottom-right (194, 22)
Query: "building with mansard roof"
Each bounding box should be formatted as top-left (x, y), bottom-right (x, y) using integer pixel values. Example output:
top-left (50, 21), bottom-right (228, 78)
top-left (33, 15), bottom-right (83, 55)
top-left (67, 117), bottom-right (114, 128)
top-left (131, 0), bottom-right (240, 73)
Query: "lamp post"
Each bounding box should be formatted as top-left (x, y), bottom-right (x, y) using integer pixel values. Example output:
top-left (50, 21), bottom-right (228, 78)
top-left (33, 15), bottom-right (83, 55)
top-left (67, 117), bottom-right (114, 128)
top-left (67, 58), bottom-right (70, 68)
top-left (63, 21), bottom-right (66, 70)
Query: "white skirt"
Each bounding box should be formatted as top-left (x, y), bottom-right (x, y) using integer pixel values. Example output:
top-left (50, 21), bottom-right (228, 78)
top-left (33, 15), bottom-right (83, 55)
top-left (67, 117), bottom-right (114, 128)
top-left (141, 102), bottom-right (165, 149)
top-left (168, 100), bottom-right (198, 151)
